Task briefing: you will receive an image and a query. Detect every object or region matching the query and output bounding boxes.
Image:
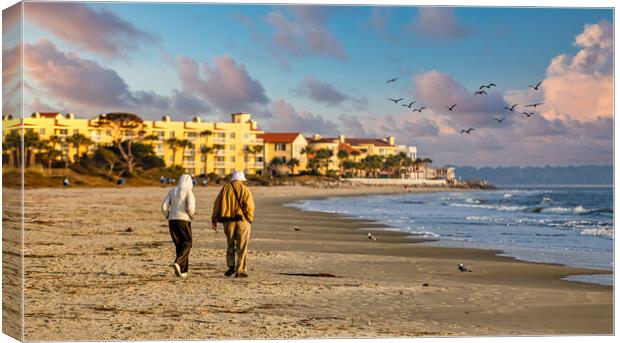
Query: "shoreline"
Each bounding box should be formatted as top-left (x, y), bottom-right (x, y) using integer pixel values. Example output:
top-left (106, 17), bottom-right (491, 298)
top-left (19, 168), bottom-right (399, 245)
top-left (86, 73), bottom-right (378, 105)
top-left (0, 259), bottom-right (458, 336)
top-left (281, 189), bottom-right (614, 286)
top-left (12, 185), bottom-right (613, 339)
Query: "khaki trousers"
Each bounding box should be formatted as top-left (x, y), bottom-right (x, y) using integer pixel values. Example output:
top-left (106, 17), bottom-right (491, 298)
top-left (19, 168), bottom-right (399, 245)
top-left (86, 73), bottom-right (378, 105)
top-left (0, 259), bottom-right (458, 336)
top-left (223, 220), bottom-right (251, 274)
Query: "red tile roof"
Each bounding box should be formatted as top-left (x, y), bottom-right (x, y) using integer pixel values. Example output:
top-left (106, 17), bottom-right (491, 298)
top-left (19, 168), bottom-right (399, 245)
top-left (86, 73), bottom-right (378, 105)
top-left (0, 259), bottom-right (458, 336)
top-left (258, 132), bottom-right (301, 143)
top-left (338, 143), bottom-right (360, 154)
top-left (36, 112), bottom-right (62, 118)
top-left (345, 138), bottom-right (392, 147)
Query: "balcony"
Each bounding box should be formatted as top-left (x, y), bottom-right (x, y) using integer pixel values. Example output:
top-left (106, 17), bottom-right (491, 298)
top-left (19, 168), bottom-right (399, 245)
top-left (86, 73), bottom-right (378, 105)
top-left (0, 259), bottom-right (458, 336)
top-left (214, 161), bottom-right (226, 168)
top-left (214, 137), bottom-right (226, 144)
top-left (247, 139), bottom-right (264, 145)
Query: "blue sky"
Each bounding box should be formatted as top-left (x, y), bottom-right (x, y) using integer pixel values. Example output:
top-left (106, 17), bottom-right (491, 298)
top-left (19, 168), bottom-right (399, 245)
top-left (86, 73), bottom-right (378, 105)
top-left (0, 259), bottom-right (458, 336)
top-left (6, 2), bottom-right (614, 166)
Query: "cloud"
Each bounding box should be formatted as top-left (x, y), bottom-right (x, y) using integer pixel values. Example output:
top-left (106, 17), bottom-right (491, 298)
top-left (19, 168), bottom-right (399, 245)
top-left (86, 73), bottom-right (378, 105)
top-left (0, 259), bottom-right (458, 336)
top-left (414, 70), bottom-right (509, 129)
top-left (540, 20), bottom-right (612, 122)
top-left (177, 55), bottom-right (269, 114)
top-left (24, 2), bottom-right (158, 59)
top-left (293, 76), bottom-right (348, 107)
top-left (264, 6), bottom-right (347, 67)
top-left (21, 39), bottom-right (210, 120)
top-left (2, 2), bottom-right (21, 33)
top-left (263, 98), bottom-right (339, 135)
top-left (409, 8), bottom-right (472, 40)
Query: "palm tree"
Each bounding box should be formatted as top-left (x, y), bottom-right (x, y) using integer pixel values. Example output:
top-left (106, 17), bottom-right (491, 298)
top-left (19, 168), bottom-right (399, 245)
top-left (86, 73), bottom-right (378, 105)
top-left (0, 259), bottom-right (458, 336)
top-left (287, 158), bottom-right (300, 174)
top-left (269, 157), bottom-right (285, 176)
top-left (314, 148), bottom-right (334, 175)
top-left (39, 142), bottom-right (62, 174)
top-left (3, 131), bottom-right (20, 168)
top-left (167, 137), bottom-right (180, 166)
top-left (200, 145), bottom-right (213, 176)
top-left (66, 133), bottom-right (93, 163)
top-left (23, 131), bottom-right (41, 168)
top-left (350, 150), bottom-right (361, 161)
top-left (142, 133), bottom-right (160, 146)
top-left (337, 150), bottom-right (349, 174)
top-left (177, 139), bottom-right (193, 170)
top-left (200, 130), bottom-right (213, 139)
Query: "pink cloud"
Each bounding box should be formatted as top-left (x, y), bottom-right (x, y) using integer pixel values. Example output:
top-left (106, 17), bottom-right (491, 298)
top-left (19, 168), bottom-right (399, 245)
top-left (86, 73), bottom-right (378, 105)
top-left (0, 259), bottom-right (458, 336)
top-left (2, 2), bottom-right (21, 33)
top-left (177, 55), bottom-right (269, 113)
top-left (24, 2), bottom-right (158, 59)
top-left (263, 98), bottom-right (339, 135)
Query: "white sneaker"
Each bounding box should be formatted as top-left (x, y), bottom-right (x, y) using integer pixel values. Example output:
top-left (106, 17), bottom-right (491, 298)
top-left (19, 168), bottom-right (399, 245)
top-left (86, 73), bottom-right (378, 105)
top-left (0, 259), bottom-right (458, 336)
top-left (180, 272), bottom-right (188, 278)
top-left (173, 263), bottom-right (181, 276)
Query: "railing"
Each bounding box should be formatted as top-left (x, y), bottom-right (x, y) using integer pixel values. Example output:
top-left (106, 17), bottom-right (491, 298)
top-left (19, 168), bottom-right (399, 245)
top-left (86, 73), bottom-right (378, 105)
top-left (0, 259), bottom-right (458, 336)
top-left (214, 162), bottom-right (226, 168)
top-left (214, 137), bottom-right (226, 144)
top-left (247, 139), bottom-right (263, 145)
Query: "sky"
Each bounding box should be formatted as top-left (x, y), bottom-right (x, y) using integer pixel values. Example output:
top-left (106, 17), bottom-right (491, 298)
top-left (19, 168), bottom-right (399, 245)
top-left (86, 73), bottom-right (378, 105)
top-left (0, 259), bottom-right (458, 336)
top-left (1, 1), bottom-right (614, 166)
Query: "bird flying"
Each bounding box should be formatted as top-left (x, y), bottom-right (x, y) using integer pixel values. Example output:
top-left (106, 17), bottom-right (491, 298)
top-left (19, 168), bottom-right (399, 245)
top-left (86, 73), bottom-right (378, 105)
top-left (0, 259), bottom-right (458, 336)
top-left (460, 128), bottom-right (476, 134)
top-left (528, 81), bottom-right (543, 90)
top-left (447, 104), bottom-right (457, 111)
top-left (495, 117), bottom-right (506, 123)
top-left (387, 97), bottom-right (404, 104)
top-left (474, 90), bottom-right (487, 95)
top-left (479, 83), bottom-right (497, 89)
top-left (386, 77), bottom-right (398, 83)
top-left (522, 112), bottom-right (535, 117)
top-left (503, 104), bottom-right (518, 111)
top-left (525, 103), bottom-right (544, 108)
top-left (402, 101), bottom-right (416, 108)
top-left (412, 106), bottom-right (427, 113)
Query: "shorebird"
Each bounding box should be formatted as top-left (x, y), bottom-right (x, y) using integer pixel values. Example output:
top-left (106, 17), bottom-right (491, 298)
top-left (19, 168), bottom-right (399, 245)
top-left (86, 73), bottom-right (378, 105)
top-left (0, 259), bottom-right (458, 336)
top-left (479, 83), bottom-right (497, 89)
top-left (387, 97), bottom-right (404, 104)
top-left (386, 77), bottom-right (398, 83)
top-left (528, 81), bottom-right (543, 90)
top-left (458, 263), bottom-right (472, 272)
top-left (447, 103), bottom-right (457, 111)
top-left (402, 101), bottom-right (416, 108)
top-left (474, 90), bottom-right (487, 95)
top-left (294, 225), bottom-right (301, 231)
top-left (494, 117), bottom-right (506, 123)
top-left (503, 104), bottom-right (518, 112)
top-left (368, 233), bottom-right (377, 241)
top-left (460, 128), bottom-right (476, 134)
top-left (525, 102), bottom-right (543, 108)
top-left (522, 112), bottom-right (535, 117)
top-left (412, 106), bottom-right (427, 113)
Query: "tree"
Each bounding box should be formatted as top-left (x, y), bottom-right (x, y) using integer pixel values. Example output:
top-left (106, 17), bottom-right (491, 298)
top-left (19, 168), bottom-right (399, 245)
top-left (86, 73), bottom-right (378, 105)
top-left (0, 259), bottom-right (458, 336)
top-left (23, 131), bottom-right (42, 168)
top-left (287, 158), bottom-right (300, 174)
top-left (3, 131), bottom-right (21, 168)
top-left (337, 150), bottom-right (349, 173)
top-left (200, 145), bottom-right (213, 176)
top-left (314, 148), bottom-right (334, 175)
top-left (245, 145), bottom-right (263, 172)
top-left (94, 113), bottom-right (145, 174)
top-left (39, 143), bottom-right (62, 173)
top-left (94, 148), bottom-right (120, 177)
top-left (66, 133), bottom-right (93, 163)
top-left (350, 150), bottom-right (361, 161)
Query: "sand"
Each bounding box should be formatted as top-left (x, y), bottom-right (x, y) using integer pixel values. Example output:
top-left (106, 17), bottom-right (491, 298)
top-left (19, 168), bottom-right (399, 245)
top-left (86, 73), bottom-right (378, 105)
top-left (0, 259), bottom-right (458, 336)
top-left (2, 185), bottom-right (613, 340)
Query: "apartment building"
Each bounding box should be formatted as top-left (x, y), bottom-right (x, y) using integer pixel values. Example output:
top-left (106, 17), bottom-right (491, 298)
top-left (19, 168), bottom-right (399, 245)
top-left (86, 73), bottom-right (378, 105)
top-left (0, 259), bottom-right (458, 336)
top-left (258, 132), bottom-right (308, 173)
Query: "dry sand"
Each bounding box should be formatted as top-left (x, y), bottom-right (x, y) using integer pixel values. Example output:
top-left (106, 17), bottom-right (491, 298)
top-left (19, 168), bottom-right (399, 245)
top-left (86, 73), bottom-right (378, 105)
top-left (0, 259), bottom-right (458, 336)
top-left (2, 185), bottom-right (613, 340)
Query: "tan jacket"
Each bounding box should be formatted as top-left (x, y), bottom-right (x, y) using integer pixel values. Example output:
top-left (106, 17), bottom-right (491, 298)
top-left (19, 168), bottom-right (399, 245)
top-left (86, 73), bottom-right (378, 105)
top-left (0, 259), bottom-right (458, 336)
top-left (211, 181), bottom-right (255, 223)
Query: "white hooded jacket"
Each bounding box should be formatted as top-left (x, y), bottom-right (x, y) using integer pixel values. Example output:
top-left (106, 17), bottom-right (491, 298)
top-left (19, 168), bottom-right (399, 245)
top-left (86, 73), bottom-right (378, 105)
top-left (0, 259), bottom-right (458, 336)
top-left (161, 174), bottom-right (196, 221)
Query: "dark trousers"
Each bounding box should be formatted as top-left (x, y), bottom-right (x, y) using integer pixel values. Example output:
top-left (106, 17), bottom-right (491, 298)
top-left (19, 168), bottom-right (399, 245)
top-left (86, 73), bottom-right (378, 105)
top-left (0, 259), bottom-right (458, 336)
top-left (169, 220), bottom-right (192, 273)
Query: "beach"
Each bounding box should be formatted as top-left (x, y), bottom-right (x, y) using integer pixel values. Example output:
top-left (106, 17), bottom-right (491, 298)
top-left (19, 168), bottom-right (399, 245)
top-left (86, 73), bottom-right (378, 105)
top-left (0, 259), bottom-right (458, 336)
top-left (5, 185), bottom-right (613, 340)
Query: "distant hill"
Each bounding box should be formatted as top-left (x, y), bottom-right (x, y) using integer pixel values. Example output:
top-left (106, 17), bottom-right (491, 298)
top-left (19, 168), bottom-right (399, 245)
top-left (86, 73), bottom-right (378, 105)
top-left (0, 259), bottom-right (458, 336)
top-left (451, 165), bottom-right (613, 186)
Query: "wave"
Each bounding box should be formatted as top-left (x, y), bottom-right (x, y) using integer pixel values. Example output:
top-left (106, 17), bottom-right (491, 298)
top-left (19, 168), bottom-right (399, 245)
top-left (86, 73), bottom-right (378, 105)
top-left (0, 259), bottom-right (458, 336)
top-left (580, 228), bottom-right (614, 239)
top-left (449, 203), bottom-right (528, 212)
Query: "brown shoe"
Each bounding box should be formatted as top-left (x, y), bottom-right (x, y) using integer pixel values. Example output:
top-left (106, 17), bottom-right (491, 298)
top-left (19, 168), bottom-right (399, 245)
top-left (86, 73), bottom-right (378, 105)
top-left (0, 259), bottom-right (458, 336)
top-left (235, 272), bottom-right (248, 278)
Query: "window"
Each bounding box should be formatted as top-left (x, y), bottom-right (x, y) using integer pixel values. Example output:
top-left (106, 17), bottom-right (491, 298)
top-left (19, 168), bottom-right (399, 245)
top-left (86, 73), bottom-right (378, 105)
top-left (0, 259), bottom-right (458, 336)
top-left (186, 132), bottom-right (196, 139)
top-left (216, 157), bottom-right (225, 162)
top-left (275, 143), bottom-right (287, 151)
top-left (230, 156), bottom-right (235, 162)
top-left (39, 128), bottom-right (45, 135)
top-left (229, 144), bottom-right (235, 151)
top-left (257, 156), bottom-right (263, 162)
top-left (229, 132), bottom-right (236, 139)
top-left (243, 133), bottom-right (249, 139)
top-left (282, 157), bottom-right (287, 163)
top-left (58, 129), bottom-right (68, 135)
top-left (73, 129), bottom-right (79, 135)
top-left (217, 132), bottom-right (226, 138)
top-left (201, 156), bottom-right (206, 162)
top-left (169, 131), bottom-right (175, 138)
top-left (106, 130), bottom-right (112, 136)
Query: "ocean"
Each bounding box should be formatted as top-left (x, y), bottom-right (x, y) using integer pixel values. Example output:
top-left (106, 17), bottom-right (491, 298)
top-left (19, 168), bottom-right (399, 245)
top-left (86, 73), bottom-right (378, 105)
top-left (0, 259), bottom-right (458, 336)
top-left (286, 186), bottom-right (614, 286)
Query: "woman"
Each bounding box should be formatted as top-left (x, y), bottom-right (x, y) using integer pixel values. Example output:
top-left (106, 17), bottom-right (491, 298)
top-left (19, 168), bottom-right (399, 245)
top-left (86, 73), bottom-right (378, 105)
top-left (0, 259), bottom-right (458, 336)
top-left (161, 174), bottom-right (196, 277)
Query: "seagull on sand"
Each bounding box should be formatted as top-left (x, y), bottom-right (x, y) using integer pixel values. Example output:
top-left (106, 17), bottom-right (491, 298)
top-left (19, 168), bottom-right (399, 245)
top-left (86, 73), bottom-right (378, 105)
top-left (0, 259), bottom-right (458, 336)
top-left (386, 77), bottom-right (399, 83)
top-left (525, 103), bottom-right (544, 108)
top-left (458, 263), bottom-right (472, 272)
top-left (387, 97), bottom-right (404, 104)
top-left (402, 101), bottom-right (416, 108)
top-left (447, 103), bottom-right (457, 111)
top-left (474, 90), bottom-right (487, 95)
top-left (460, 128), bottom-right (476, 134)
top-left (528, 81), bottom-right (543, 90)
top-left (294, 225), bottom-right (301, 231)
top-left (368, 233), bottom-right (377, 241)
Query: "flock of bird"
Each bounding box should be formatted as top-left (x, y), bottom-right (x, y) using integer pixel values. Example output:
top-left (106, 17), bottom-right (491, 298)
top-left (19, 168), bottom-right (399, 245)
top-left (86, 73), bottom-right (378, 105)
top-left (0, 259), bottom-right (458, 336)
top-left (384, 76), bottom-right (545, 135)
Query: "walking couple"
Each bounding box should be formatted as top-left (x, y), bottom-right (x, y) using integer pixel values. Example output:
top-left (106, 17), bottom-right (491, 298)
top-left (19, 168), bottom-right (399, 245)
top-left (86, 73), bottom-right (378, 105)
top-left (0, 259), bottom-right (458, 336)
top-left (160, 171), bottom-right (254, 278)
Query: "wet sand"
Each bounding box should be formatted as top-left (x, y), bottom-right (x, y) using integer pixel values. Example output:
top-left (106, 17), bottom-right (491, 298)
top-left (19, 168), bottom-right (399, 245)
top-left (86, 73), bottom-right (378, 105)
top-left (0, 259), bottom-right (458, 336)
top-left (5, 186), bottom-right (613, 340)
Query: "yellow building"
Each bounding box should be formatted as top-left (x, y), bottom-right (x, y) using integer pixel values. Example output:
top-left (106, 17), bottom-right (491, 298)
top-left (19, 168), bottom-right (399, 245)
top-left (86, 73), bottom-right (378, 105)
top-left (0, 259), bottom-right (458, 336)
top-left (258, 132), bottom-right (308, 174)
top-left (2, 112), bottom-right (264, 176)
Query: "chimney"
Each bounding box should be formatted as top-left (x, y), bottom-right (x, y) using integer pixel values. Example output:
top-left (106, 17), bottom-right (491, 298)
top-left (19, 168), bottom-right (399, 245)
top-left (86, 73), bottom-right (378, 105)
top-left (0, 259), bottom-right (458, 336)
top-left (250, 120), bottom-right (257, 130)
top-left (338, 134), bottom-right (345, 143)
top-left (312, 134), bottom-right (322, 140)
top-left (387, 136), bottom-right (395, 146)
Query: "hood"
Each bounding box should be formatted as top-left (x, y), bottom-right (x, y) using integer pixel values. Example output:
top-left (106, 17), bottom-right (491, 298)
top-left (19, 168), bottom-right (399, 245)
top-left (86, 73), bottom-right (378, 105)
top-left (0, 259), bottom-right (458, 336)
top-left (177, 174), bottom-right (193, 190)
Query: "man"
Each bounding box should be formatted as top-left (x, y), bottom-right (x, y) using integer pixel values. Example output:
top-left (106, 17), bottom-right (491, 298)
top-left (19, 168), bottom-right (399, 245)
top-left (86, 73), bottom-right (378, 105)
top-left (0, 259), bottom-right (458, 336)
top-left (211, 171), bottom-right (255, 278)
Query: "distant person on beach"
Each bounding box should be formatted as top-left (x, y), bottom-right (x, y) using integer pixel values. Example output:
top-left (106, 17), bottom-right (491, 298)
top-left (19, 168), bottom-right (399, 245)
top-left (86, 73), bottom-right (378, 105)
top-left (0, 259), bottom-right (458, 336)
top-left (211, 171), bottom-right (255, 278)
top-left (63, 177), bottom-right (70, 187)
top-left (161, 174), bottom-right (196, 278)
top-left (201, 178), bottom-right (208, 187)
top-left (160, 175), bottom-right (165, 187)
top-left (117, 177), bottom-right (125, 188)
